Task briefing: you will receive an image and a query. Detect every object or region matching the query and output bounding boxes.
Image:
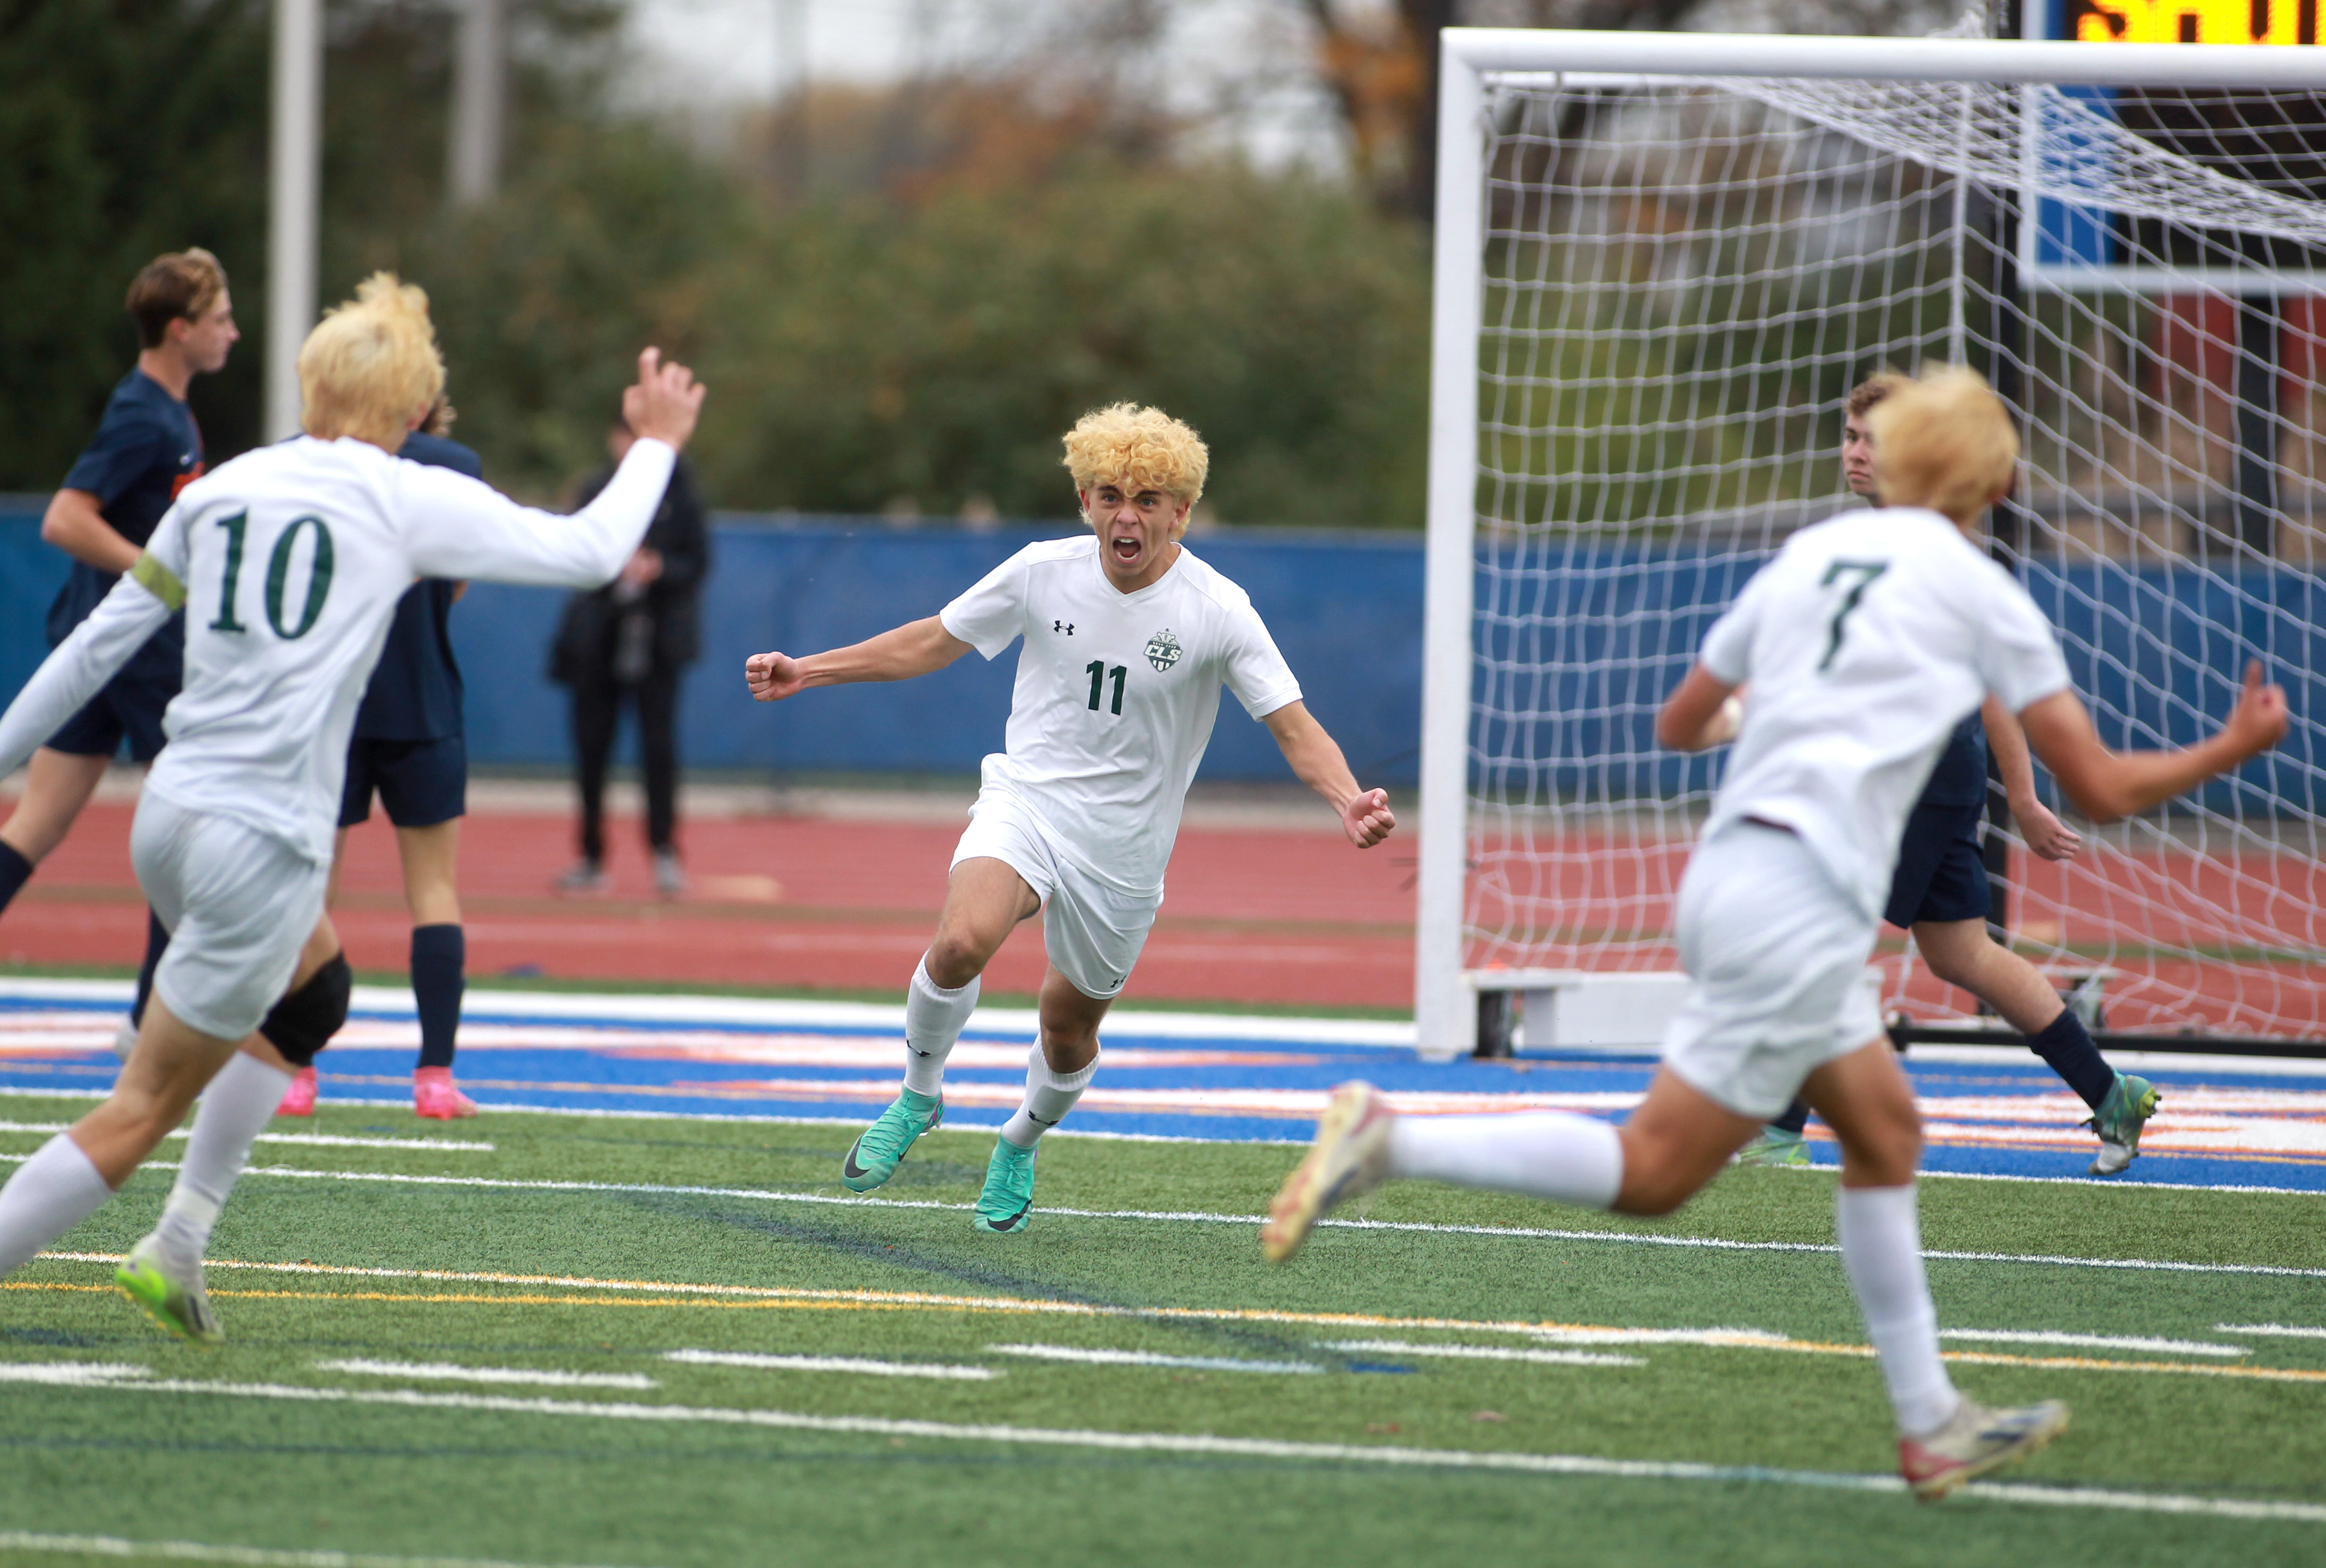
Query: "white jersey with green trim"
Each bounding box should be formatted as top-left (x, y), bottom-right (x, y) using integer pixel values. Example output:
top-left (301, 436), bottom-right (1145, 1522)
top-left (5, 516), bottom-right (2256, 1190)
top-left (0, 434), bottom-right (677, 863)
top-left (939, 535), bottom-right (1303, 896)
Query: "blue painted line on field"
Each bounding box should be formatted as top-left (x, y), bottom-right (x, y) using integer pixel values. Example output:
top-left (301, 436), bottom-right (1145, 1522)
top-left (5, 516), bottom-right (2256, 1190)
top-left (3, 985), bottom-right (2321, 1193)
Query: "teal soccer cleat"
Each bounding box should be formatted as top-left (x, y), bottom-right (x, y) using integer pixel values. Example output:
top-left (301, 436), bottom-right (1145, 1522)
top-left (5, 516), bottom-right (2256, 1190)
top-left (1733, 1126), bottom-right (1810, 1167)
top-left (972, 1138), bottom-right (1037, 1234)
top-left (2086, 1073), bottom-right (2159, 1176)
top-left (840, 1089), bottom-right (943, 1193)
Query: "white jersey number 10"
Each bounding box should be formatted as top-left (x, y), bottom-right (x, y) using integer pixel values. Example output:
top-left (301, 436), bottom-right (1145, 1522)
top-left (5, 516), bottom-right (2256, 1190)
top-left (209, 512), bottom-right (337, 641)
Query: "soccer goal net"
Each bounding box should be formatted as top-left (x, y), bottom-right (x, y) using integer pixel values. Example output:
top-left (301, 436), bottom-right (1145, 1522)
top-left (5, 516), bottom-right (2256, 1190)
top-left (1414, 25), bottom-right (2326, 1056)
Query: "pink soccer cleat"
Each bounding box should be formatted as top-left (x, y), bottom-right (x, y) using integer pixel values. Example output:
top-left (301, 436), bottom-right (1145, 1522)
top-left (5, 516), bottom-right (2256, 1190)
top-left (276, 1066), bottom-right (318, 1117)
top-left (414, 1066), bottom-right (479, 1119)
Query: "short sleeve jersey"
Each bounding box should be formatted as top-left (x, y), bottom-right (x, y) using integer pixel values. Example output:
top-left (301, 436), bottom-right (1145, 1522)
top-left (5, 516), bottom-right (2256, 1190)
top-left (136, 434), bottom-right (676, 862)
top-left (49, 369), bottom-right (204, 680)
top-left (350, 432), bottom-right (482, 741)
top-left (1697, 506), bottom-right (2070, 918)
top-left (940, 536), bottom-right (1303, 895)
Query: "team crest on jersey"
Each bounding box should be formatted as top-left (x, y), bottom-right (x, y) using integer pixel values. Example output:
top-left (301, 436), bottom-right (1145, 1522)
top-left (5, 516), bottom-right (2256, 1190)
top-left (1144, 628), bottom-right (1183, 672)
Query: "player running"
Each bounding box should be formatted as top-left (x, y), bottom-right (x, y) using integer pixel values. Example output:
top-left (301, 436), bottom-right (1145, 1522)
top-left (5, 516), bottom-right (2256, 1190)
top-left (0, 274), bottom-right (704, 1342)
top-left (0, 250), bottom-right (239, 1039)
top-left (1262, 367), bottom-right (2286, 1500)
top-left (1739, 373), bottom-right (2156, 1175)
top-left (745, 404), bottom-right (1396, 1234)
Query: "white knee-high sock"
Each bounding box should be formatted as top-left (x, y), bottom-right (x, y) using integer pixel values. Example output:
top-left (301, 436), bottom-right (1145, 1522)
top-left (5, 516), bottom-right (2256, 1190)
top-left (1837, 1183), bottom-right (1959, 1438)
top-left (150, 1052), bottom-right (293, 1273)
top-left (1385, 1111), bottom-right (1624, 1209)
top-left (1001, 1046), bottom-right (1097, 1148)
top-left (0, 1134), bottom-right (115, 1274)
top-left (902, 958), bottom-right (979, 1097)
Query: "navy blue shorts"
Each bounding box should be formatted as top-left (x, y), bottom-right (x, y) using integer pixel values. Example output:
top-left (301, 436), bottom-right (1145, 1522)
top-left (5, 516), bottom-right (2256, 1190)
top-left (1883, 796), bottom-right (1991, 930)
top-left (45, 667), bottom-right (174, 762)
top-left (340, 734), bottom-right (467, 830)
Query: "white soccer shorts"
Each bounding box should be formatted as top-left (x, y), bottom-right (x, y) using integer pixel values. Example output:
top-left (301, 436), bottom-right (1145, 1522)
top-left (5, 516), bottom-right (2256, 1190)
top-left (131, 792), bottom-right (329, 1042)
top-left (1661, 820), bottom-right (1886, 1121)
top-left (951, 788), bottom-right (1162, 1002)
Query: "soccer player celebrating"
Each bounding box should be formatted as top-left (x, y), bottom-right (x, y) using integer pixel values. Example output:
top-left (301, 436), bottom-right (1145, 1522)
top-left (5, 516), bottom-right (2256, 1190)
top-left (0, 251), bottom-right (239, 1036)
top-left (1740, 373), bottom-right (2156, 1175)
top-left (1262, 368), bottom-right (2286, 1500)
top-left (745, 404), bottom-right (1395, 1234)
top-left (0, 274), bottom-right (704, 1342)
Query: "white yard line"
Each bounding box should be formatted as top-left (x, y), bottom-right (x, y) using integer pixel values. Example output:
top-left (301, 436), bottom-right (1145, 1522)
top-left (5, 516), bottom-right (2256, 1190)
top-left (986, 1344), bottom-right (1321, 1374)
top-left (1938, 1330), bottom-right (2251, 1357)
top-left (0, 1121), bottom-right (491, 1153)
top-left (0, 1366), bottom-right (2317, 1523)
top-left (1320, 1340), bottom-right (1645, 1367)
top-left (0, 1530), bottom-right (630, 1568)
top-left (663, 1348), bottom-right (995, 1380)
top-left (312, 1359), bottom-right (657, 1390)
top-left (2217, 1324), bottom-right (2326, 1340)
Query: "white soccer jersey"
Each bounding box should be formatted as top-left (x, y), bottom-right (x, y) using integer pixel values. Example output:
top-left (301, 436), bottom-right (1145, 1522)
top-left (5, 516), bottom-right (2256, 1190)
top-left (1697, 506), bottom-right (2070, 918)
top-left (940, 535), bottom-right (1303, 895)
top-left (0, 434), bottom-right (677, 862)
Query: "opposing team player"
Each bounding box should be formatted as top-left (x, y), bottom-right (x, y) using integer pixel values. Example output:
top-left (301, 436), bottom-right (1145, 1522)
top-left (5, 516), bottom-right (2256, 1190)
top-left (1740, 374), bottom-right (2155, 1175)
top-left (0, 273), bottom-right (703, 1341)
top-left (0, 251), bottom-right (239, 1036)
top-left (745, 404), bottom-right (1396, 1234)
top-left (1262, 368), bottom-right (2286, 1500)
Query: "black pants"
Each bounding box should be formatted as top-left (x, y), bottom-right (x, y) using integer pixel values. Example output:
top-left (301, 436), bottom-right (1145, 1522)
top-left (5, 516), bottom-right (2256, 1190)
top-left (571, 665), bottom-right (680, 863)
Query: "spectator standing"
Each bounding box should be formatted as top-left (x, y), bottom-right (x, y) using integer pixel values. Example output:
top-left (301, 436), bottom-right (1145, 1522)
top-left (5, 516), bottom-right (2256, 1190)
top-left (550, 412), bottom-right (708, 897)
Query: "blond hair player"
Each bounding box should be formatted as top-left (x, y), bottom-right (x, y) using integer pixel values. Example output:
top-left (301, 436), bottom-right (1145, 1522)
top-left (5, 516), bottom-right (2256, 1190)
top-left (745, 403), bottom-right (1396, 1234)
top-left (1262, 367), bottom-right (2286, 1501)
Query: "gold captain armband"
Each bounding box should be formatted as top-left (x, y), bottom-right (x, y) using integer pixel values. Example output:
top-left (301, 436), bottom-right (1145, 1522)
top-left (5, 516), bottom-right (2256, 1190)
top-left (130, 552), bottom-right (186, 611)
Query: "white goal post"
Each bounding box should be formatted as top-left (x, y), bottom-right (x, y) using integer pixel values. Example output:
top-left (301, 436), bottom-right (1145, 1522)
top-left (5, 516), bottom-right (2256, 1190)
top-left (1415, 28), bottom-right (2326, 1059)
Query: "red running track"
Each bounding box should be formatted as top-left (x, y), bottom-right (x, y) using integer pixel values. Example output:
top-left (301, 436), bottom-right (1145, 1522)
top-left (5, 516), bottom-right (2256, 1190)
top-left (1, 803), bottom-right (1419, 1009)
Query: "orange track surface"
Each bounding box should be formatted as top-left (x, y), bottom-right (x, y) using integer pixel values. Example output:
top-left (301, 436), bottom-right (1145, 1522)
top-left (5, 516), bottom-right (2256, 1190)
top-left (2, 803), bottom-right (1419, 1009)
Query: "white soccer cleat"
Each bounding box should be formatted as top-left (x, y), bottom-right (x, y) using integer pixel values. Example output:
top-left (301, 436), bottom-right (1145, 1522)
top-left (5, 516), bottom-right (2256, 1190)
top-left (1262, 1081), bottom-right (1394, 1263)
top-left (1899, 1396), bottom-right (2069, 1501)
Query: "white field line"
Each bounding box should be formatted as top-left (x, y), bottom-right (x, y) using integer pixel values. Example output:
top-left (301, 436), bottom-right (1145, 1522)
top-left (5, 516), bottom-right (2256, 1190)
top-left (0, 1120), bottom-right (491, 1154)
top-left (986, 1344), bottom-right (1322, 1374)
top-left (312, 1359), bottom-right (657, 1390)
top-left (0, 1532), bottom-right (631, 1568)
top-left (27, 1144), bottom-right (2326, 1281)
top-left (1938, 1330), bottom-right (2252, 1357)
top-left (1321, 1340), bottom-right (1646, 1368)
top-left (663, 1348), bottom-right (996, 1381)
top-left (2218, 1324), bottom-right (2326, 1340)
top-left (0, 1366), bottom-right (2319, 1523)
top-left (0, 1362), bottom-right (150, 1384)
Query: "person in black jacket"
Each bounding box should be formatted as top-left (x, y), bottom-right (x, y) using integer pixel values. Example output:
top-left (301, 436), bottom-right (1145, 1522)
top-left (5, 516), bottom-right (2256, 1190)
top-left (550, 410), bottom-right (708, 897)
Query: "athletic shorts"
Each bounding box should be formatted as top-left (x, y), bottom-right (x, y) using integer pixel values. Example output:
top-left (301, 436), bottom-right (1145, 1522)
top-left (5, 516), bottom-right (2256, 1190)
top-left (1882, 796), bottom-right (1990, 930)
top-left (1662, 821), bottom-right (1886, 1121)
top-left (131, 793), bottom-right (329, 1042)
top-left (951, 789), bottom-right (1162, 1002)
top-left (340, 734), bottom-right (468, 829)
top-left (45, 666), bottom-right (175, 763)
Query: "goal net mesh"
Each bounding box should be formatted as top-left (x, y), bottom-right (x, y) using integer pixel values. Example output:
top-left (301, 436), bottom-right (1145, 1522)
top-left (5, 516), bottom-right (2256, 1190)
top-left (1468, 58), bottom-right (2326, 1041)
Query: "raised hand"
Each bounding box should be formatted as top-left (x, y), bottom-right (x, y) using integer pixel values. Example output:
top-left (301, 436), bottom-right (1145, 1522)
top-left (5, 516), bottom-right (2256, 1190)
top-left (744, 650), bottom-right (807, 703)
top-left (622, 347), bottom-right (706, 451)
top-left (1342, 787), bottom-right (1396, 849)
top-left (2223, 659), bottom-right (2290, 762)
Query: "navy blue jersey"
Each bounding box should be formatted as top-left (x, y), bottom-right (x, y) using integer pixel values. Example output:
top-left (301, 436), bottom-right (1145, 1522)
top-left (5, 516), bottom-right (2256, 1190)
top-left (1918, 710), bottom-right (1988, 807)
top-left (349, 432), bottom-right (481, 741)
top-left (48, 369), bottom-right (202, 682)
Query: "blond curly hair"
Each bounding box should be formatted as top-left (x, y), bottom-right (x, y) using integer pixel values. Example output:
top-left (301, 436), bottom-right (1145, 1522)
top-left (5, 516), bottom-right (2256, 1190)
top-left (1061, 404), bottom-right (1209, 527)
top-left (299, 272), bottom-right (446, 450)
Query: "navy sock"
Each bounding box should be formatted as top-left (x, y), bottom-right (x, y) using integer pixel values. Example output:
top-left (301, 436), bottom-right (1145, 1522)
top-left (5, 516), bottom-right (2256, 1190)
top-left (1771, 1098), bottom-right (1811, 1135)
top-left (2028, 1008), bottom-right (2115, 1111)
top-left (411, 924), bottom-right (465, 1070)
top-left (131, 910), bottom-right (169, 1027)
top-left (0, 840), bottom-right (31, 914)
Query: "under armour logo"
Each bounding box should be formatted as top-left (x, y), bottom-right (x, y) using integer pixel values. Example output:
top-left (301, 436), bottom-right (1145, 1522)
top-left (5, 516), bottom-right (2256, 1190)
top-left (1054, 621), bottom-right (1075, 634)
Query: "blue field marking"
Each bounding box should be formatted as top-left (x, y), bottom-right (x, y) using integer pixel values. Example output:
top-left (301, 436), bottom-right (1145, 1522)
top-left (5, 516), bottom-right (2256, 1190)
top-left (3, 980), bottom-right (2322, 1192)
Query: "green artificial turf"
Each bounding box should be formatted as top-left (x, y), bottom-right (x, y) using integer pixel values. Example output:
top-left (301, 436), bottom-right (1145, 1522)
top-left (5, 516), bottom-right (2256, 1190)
top-left (2, 1093), bottom-right (2321, 1568)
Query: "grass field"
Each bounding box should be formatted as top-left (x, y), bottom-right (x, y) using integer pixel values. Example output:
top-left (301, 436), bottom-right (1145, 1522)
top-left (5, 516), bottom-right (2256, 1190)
top-left (4, 1090), bottom-right (2324, 1568)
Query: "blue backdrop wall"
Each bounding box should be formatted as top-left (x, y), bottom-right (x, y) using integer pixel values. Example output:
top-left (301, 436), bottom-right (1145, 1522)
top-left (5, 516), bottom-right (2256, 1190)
top-left (0, 510), bottom-right (1427, 786)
